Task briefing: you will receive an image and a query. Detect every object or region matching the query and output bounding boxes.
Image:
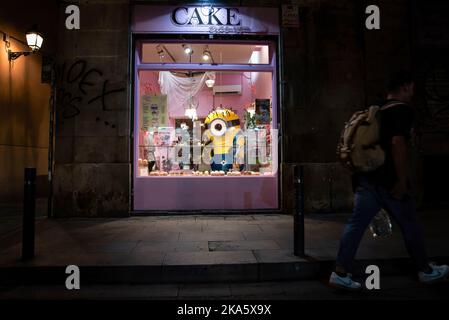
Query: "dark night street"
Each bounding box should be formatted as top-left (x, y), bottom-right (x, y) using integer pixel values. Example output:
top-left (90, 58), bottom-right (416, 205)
top-left (2, 0), bottom-right (449, 305)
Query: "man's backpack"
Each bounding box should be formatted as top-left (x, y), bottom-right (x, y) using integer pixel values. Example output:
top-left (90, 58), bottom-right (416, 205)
top-left (337, 102), bottom-right (403, 172)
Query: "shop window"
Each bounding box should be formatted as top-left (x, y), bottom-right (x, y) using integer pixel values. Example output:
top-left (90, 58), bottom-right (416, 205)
top-left (137, 69), bottom-right (275, 177)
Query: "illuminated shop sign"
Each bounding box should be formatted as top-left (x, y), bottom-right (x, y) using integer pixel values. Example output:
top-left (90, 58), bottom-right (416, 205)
top-left (171, 7), bottom-right (241, 26)
top-left (132, 5), bottom-right (279, 35)
top-left (171, 6), bottom-right (250, 34)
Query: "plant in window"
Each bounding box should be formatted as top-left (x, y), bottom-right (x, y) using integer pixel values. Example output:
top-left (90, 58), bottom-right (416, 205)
top-left (244, 104), bottom-right (256, 129)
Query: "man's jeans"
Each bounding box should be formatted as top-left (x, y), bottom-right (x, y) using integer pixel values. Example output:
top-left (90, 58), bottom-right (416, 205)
top-left (336, 177), bottom-right (428, 273)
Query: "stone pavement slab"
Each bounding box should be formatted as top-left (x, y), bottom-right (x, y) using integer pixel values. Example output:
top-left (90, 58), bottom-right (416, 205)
top-left (208, 240), bottom-right (280, 251)
top-left (253, 249), bottom-right (306, 263)
top-left (134, 241), bottom-right (209, 253)
top-left (163, 251), bottom-right (257, 265)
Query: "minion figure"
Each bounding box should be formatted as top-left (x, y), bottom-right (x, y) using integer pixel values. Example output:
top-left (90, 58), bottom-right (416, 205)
top-left (203, 108), bottom-right (245, 172)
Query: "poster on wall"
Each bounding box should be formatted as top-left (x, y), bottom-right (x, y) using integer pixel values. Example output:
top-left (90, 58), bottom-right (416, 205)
top-left (255, 99), bottom-right (271, 125)
top-left (141, 94), bottom-right (168, 130)
top-left (282, 5), bottom-right (300, 28)
top-left (156, 127), bottom-right (175, 147)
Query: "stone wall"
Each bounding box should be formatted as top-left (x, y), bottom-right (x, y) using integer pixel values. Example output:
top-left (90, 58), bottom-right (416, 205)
top-left (53, 0), bottom-right (130, 217)
top-left (51, 0), bottom-right (448, 216)
top-left (281, 0), bottom-right (412, 213)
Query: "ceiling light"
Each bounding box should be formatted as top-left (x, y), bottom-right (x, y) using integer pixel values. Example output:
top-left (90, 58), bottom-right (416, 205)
top-left (156, 45), bottom-right (165, 58)
top-left (205, 79), bottom-right (215, 87)
top-left (202, 46), bottom-right (213, 62)
top-left (182, 44), bottom-right (192, 55)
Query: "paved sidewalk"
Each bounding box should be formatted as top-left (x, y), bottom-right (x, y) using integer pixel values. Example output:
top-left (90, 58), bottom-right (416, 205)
top-left (0, 200), bottom-right (47, 236)
top-left (0, 212), bottom-right (448, 284)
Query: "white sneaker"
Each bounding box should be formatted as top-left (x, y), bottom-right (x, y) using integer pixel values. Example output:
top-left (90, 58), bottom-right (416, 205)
top-left (329, 272), bottom-right (362, 291)
top-left (418, 264), bottom-right (449, 284)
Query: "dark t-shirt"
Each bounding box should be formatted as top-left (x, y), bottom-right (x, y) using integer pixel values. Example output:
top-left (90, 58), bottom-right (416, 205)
top-left (353, 99), bottom-right (415, 190)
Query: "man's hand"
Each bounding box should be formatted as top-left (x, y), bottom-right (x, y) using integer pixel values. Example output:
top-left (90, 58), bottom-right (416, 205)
top-left (391, 179), bottom-right (408, 200)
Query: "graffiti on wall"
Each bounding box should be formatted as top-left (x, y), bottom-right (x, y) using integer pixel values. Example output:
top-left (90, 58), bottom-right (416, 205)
top-left (55, 59), bottom-right (126, 128)
top-left (417, 64), bottom-right (449, 133)
top-left (413, 1), bottom-right (449, 133)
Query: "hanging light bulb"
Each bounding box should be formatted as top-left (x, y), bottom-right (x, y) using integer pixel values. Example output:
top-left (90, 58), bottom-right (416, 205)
top-left (205, 79), bottom-right (215, 87)
top-left (185, 107), bottom-right (198, 120)
top-left (184, 96), bottom-right (198, 120)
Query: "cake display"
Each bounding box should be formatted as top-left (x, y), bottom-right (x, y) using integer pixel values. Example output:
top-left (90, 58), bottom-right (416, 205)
top-left (149, 171), bottom-right (168, 176)
top-left (210, 170), bottom-right (226, 176)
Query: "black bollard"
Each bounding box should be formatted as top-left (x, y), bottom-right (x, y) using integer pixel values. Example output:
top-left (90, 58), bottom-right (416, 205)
top-left (22, 167), bottom-right (36, 260)
top-left (293, 165), bottom-right (305, 257)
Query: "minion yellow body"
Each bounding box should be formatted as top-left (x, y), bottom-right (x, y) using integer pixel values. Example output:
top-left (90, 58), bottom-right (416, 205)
top-left (203, 109), bottom-right (245, 171)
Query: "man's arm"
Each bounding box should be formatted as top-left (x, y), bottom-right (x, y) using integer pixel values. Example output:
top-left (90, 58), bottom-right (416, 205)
top-left (391, 135), bottom-right (408, 200)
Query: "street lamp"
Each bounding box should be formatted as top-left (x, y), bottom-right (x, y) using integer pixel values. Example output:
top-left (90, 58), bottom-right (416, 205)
top-left (26, 30), bottom-right (44, 51)
top-left (7, 27), bottom-right (44, 61)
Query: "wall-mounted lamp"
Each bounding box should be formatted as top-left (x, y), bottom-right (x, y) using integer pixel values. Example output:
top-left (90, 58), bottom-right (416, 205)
top-left (5, 26), bottom-right (44, 61)
top-left (26, 30), bottom-right (43, 51)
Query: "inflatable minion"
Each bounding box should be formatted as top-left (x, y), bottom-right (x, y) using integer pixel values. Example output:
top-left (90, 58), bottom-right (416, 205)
top-left (203, 108), bottom-right (245, 172)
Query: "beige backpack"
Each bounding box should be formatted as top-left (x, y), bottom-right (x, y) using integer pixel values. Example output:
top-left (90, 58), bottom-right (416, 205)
top-left (337, 102), bottom-right (403, 172)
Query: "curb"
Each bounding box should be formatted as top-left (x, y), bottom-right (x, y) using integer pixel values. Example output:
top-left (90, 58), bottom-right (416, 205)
top-left (1, 256), bottom-right (448, 285)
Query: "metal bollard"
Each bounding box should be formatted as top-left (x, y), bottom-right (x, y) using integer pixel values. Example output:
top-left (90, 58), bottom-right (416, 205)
top-left (293, 165), bottom-right (305, 257)
top-left (22, 167), bottom-right (36, 260)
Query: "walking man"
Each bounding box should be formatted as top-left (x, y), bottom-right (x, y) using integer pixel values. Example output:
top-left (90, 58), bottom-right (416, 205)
top-left (329, 70), bottom-right (449, 290)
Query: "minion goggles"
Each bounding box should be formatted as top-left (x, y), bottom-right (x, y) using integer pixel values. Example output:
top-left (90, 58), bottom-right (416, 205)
top-left (207, 119), bottom-right (240, 129)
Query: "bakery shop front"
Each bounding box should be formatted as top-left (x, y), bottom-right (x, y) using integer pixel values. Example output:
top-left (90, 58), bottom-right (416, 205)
top-left (131, 5), bottom-right (281, 212)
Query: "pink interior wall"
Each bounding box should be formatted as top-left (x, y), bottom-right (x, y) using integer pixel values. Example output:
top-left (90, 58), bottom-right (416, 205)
top-left (139, 70), bottom-right (272, 122)
top-left (134, 176), bottom-right (278, 211)
top-left (197, 73), bottom-right (251, 120)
